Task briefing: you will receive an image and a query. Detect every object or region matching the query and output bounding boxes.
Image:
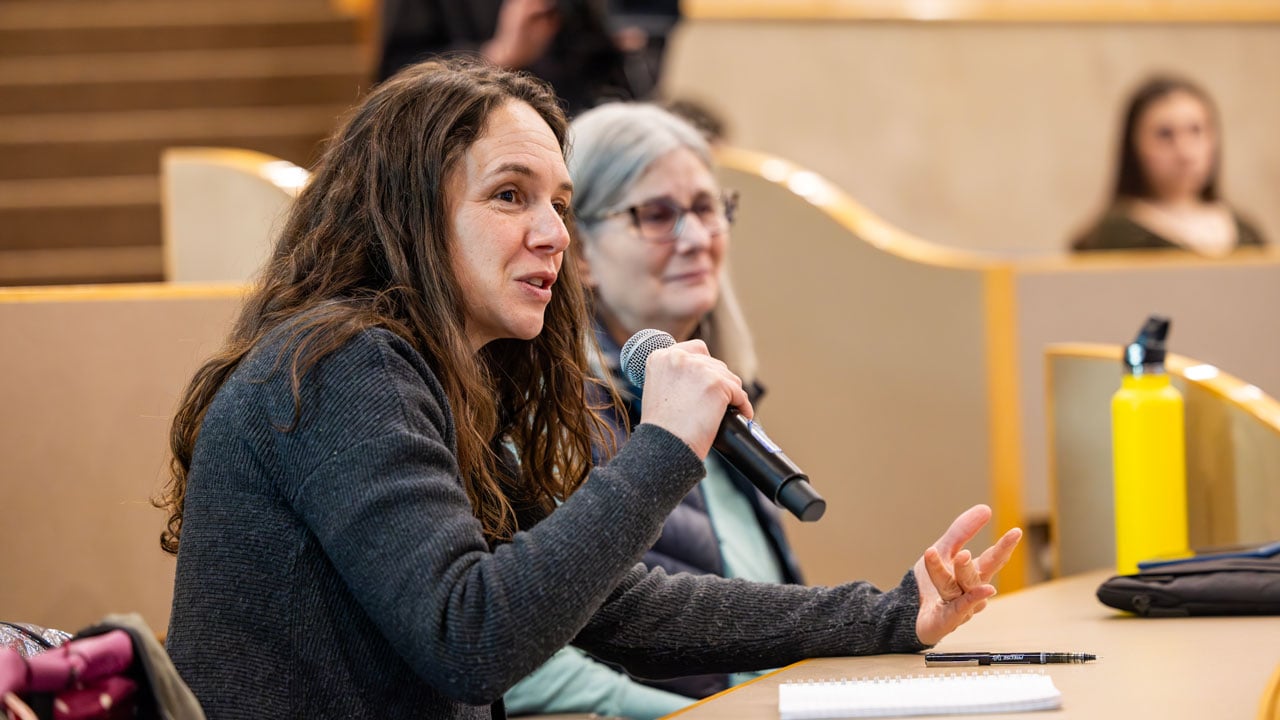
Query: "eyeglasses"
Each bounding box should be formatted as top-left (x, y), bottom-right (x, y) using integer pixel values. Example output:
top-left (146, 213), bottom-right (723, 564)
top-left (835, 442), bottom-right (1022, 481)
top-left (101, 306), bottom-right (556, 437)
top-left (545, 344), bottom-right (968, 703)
top-left (594, 190), bottom-right (739, 243)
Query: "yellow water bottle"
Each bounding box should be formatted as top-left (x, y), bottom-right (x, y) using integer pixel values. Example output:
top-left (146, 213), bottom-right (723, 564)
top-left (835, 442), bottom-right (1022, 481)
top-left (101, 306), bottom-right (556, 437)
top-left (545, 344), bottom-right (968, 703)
top-left (1111, 315), bottom-right (1189, 575)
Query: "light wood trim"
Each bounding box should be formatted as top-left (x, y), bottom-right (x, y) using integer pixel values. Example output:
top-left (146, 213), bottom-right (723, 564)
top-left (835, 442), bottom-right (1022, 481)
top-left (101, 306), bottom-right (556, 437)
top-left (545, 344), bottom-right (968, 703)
top-left (1044, 344), bottom-right (1064, 578)
top-left (1260, 663), bottom-right (1280, 720)
top-left (161, 147), bottom-right (309, 193)
top-left (0, 282), bottom-right (247, 303)
top-left (1012, 245), bottom-right (1280, 273)
top-left (981, 266), bottom-right (1026, 591)
top-left (715, 145), bottom-right (996, 270)
top-left (683, 0), bottom-right (1280, 23)
top-left (1047, 343), bottom-right (1280, 438)
top-left (330, 0), bottom-right (374, 17)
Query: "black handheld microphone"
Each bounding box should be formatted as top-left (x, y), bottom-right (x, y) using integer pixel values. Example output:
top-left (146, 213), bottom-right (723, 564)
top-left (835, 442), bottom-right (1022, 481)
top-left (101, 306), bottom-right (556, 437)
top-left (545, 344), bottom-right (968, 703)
top-left (619, 329), bottom-right (827, 522)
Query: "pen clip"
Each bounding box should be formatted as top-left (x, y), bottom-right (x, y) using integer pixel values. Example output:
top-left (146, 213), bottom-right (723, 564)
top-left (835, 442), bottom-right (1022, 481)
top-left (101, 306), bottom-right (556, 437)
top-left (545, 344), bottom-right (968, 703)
top-left (924, 654), bottom-right (984, 667)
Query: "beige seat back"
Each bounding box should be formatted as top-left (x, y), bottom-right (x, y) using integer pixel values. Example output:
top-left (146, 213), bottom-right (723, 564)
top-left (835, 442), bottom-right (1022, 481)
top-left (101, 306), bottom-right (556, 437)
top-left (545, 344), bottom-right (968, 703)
top-left (162, 147), bottom-right (307, 283)
top-left (717, 147), bottom-right (1018, 589)
top-left (0, 284), bottom-right (244, 632)
top-left (1048, 343), bottom-right (1280, 576)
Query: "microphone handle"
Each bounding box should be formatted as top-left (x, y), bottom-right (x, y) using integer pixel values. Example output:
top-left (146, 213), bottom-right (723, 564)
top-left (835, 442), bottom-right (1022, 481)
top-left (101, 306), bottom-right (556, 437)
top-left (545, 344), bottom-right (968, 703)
top-left (712, 410), bottom-right (827, 522)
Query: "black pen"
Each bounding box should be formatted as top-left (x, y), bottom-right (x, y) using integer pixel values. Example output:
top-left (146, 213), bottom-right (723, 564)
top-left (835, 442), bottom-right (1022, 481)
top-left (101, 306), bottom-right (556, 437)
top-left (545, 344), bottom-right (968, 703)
top-left (925, 652), bottom-right (1097, 666)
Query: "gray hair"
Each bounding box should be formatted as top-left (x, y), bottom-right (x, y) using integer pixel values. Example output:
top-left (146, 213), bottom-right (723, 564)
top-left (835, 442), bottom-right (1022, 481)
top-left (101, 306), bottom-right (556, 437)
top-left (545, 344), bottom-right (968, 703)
top-left (568, 102), bottom-right (758, 384)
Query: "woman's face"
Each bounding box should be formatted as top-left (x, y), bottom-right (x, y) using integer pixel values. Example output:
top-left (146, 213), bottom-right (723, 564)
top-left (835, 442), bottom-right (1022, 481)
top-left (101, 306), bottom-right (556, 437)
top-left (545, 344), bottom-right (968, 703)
top-left (448, 100), bottom-right (573, 351)
top-left (1134, 90), bottom-right (1217, 202)
top-left (580, 147), bottom-right (727, 342)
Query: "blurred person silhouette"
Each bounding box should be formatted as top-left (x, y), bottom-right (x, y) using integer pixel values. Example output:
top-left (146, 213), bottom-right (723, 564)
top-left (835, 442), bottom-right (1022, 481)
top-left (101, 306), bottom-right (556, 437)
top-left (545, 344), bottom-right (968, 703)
top-left (377, 0), bottom-right (664, 115)
top-left (661, 97), bottom-right (729, 147)
top-left (610, 0), bottom-right (681, 103)
top-left (1071, 74), bottom-right (1267, 255)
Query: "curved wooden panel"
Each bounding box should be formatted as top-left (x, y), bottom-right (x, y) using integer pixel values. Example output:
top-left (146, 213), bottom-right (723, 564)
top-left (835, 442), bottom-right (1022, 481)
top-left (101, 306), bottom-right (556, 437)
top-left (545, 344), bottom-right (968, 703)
top-left (716, 146), bottom-right (993, 269)
top-left (1261, 663), bottom-right (1280, 720)
top-left (1047, 343), bottom-right (1280, 576)
top-left (161, 146), bottom-right (307, 283)
top-left (716, 146), bottom-right (1028, 590)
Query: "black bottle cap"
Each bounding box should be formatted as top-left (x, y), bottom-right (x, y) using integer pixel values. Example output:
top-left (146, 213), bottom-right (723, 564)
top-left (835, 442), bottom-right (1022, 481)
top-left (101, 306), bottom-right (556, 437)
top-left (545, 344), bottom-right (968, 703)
top-left (1124, 315), bottom-right (1170, 374)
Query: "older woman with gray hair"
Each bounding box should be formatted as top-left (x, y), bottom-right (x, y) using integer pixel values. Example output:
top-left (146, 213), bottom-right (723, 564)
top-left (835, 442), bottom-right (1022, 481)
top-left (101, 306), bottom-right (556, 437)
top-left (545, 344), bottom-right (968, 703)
top-left (504, 102), bottom-right (803, 718)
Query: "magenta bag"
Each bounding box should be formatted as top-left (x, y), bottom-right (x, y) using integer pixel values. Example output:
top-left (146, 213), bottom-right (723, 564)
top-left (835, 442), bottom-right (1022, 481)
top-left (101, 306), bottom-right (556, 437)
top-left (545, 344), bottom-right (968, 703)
top-left (0, 630), bottom-right (137, 720)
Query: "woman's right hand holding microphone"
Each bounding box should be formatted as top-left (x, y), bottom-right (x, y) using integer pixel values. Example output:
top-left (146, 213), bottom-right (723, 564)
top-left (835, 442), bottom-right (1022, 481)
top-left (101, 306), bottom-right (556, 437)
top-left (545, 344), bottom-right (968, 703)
top-left (636, 339), bottom-right (753, 460)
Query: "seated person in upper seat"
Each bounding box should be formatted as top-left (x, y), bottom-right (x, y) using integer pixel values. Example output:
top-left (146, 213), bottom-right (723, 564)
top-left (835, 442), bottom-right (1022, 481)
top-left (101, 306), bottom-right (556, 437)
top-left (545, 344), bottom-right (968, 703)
top-left (1071, 74), bottom-right (1267, 255)
top-left (158, 57), bottom-right (1023, 720)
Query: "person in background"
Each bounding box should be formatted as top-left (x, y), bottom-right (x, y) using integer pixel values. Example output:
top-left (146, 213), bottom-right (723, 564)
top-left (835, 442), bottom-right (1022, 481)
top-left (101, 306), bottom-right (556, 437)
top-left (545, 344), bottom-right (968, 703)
top-left (1071, 74), bottom-right (1267, 255)
top-left (609, 0), bottom-right (681, 101)
top-left (505, 103), bottom-right (788, 719)
top-left (159, 58), bottom-right (1022, 720)
top-left (377, 0), bottom-right (642, 115)
top-left (661, 97), bottom-right (729, 147)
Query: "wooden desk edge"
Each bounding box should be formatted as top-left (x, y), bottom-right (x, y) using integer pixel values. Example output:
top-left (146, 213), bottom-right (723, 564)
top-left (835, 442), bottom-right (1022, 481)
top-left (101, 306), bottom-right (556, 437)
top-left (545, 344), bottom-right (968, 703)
top-left (661, 659), bottom-right (816, 718)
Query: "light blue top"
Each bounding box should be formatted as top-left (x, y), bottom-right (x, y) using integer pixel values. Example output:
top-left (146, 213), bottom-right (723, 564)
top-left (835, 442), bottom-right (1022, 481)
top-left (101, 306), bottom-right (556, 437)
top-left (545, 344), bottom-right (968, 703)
top-left (504, 456), bottom-right (786, 719)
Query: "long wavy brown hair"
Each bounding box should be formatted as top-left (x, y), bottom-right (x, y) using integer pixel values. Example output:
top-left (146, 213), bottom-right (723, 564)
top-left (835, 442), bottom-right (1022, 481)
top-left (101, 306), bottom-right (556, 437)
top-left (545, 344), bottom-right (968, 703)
top-left (157, 58), bottom-right (613, 554)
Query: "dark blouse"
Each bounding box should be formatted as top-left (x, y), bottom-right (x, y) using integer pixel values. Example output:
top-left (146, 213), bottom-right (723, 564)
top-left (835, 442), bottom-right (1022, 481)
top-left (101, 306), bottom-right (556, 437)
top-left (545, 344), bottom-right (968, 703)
top-left (1071, 206), bottom-right (1267, 253)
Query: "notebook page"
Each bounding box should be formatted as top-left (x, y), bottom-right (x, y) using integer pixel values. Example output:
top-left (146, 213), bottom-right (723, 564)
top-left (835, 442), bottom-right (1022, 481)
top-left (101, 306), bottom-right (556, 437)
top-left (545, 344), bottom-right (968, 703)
top-left (778, 671), bottom-right (1062, 719)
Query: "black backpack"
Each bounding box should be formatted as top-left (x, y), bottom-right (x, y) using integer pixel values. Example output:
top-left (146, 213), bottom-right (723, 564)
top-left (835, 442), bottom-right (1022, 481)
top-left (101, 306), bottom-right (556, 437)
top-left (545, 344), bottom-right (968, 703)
top-left (1097, 555), bottom-right (1280, 617)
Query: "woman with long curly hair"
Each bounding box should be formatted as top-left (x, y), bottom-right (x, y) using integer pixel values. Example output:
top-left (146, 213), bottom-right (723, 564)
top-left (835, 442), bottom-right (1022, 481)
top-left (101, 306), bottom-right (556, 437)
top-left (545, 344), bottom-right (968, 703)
top-left (157, 58), bottom-right (1020, 719)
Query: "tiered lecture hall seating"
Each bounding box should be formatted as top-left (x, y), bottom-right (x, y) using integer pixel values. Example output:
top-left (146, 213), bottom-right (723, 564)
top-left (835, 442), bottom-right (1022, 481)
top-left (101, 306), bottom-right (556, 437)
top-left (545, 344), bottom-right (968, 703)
top-left (0, 0), bottom-right (368, 286)
top-left (7, 140), bottom-right (1278, 631)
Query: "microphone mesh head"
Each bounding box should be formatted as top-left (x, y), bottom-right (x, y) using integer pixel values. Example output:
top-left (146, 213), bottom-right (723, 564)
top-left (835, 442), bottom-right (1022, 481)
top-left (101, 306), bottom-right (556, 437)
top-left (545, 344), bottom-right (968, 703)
top-left (619, 329), bottom-right (675, 389)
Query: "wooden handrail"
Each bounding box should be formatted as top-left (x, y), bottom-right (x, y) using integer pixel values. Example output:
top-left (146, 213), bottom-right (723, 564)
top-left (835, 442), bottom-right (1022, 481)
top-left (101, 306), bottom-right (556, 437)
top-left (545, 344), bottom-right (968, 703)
top-left (715, 145), bottom-right (999, 270)
top-left (0, 282), bottom-right (246, 303)
top-left (1047, 342), bottom-right (1280, 439)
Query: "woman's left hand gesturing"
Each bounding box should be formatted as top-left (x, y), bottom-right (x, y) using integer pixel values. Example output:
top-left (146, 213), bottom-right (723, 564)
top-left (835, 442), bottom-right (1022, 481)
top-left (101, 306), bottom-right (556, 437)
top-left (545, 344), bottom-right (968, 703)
top-left (913, 504), bottom-right (1023, 646)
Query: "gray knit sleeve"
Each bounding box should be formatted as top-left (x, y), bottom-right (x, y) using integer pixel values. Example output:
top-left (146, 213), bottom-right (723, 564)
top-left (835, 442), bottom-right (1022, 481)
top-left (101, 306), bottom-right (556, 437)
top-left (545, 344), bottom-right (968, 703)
top-left (574, 566), bottom-right (926, 679)
top-left (275, 330), bottom-right (710, 705)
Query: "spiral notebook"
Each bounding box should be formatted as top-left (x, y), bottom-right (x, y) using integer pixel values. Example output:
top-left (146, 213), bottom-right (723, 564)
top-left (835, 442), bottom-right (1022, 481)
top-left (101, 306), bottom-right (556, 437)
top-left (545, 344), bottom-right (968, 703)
top-left (778, 671), bottom-right (1062, 719)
